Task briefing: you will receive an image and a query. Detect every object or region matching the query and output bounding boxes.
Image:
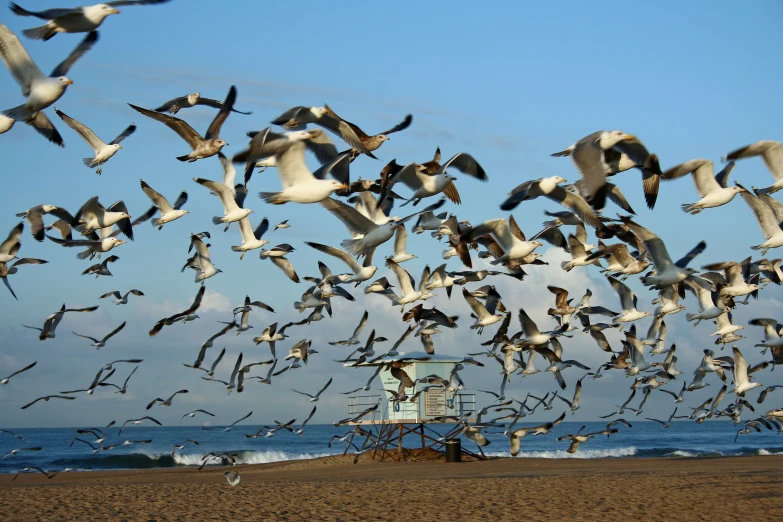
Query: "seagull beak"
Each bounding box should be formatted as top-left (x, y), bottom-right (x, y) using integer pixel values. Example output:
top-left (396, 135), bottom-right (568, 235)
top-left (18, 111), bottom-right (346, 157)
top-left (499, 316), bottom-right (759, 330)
top-left (111, 9), bottom-right (120, 14)
top-left (64, 79), bottom-right (74, 85)
top-left (622, 133), bottom-right (636, 141)
top-left (339, 184), bottom-right (349, 190)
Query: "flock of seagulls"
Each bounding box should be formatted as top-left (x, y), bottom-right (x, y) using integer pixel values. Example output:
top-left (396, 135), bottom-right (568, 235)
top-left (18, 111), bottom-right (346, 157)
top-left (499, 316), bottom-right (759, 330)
top-left (1, 1), bottom-right (783, 482)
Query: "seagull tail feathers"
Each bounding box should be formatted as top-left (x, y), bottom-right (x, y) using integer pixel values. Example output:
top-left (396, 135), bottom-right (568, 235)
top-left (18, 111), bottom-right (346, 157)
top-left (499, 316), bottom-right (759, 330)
top-left (22, 24), bottom-right (57, 41)
top-left (681, 203), bottom-right (700, 215)
top-left (340, 238), bottom-right (365, 257)
top-left (259, 192), bottom-right (285, 205)
top-left (76, 249), bottom-right (93, 260)
top-left (685, 313), bottom-right (700, 323)
top-left (82, 157), bottom-right (97, 168)
top-left (176, 154), bottom-right (191, 162)
top-left (3, 105), bottom-right (34, 123)
top-left (211, 216), bottom-right (224, 225)
top-left (560, 261), bottom-right (573, 272)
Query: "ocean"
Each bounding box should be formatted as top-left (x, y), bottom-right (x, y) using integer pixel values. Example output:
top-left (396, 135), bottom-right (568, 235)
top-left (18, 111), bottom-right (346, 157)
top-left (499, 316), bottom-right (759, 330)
top-left (1, 420), bottom-right (781, 474)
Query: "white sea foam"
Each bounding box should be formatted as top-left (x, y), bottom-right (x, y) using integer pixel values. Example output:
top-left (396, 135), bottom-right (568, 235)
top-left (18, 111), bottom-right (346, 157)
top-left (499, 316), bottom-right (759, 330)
top-left (758, 449), bottom-right (783, 456)
top-left (171, 450), bottom-right (337, 466)
top-left (484, 447), bottom-right (637, 459)
top-left (664, 450), bottom-right (696, 457)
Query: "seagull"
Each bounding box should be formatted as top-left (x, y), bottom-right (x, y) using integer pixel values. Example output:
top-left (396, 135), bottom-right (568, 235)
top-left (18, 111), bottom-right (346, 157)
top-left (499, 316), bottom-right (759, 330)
top-left (320, 103), bottom-right (412, 158)
top-left (0, 430), bottom-right (24, 439)
top-left (385, 259), bottom-right (433, 307)
top-left (515, 308), bottom-right (566, 346)
top-left (20, 394), bottom-right (75, 409)
top-left (0, 25), bottom-right (97, 123)
top-left (735, 183), bottom-right (783, 254)
top-left (82, 254), bottom-right (119, 277)
top-left (293, 406), bottom-right (317, 437)
top-left (607, 276), bottom-right (651, 324)
top-left (730, 347), bottom-right (763, 396)
top-left (508, 412), bottom-right (566, 456)
top-left (202, 412), bottom-right (252, 433)
top-left (8, 1), bottom-right (171, 40)
top-left (15, 205), bottom-right (75, 242)
top-left (72, 320), bottom-right (126, 349)
top-left (381, 153), bottom-right (488, 206)
top-left (193, 177), bottom-right (253, 225)
top-left (556, 376), bottom-right (585, 414)
top-left (0, 446), bottom-right (42, 461)
top-left (11, 466), bottom-right (57, 481)
top-left (646, 407), bottom-right (679, 429)
top-left (118, 416), bottom-right (161, 435)
top-left (149, 285), bottom-right (204, 336)
top-left (274, 220), bottom-right (290, 231)
top-left (464, 217), bottom-right (542, 263)
top-left (189, 235), bottom-right (221, 283)
top-left (253, 321), bottom-right (293, 358)
top-left (53, 107), bottom-right (134, 174)
top-left (305, 242), bottom-right (377, 283)
top-left (658, 382), bottom-right (687, 404)
top-left (292, 377), bottom-right (333, 402)
top-left (462, 287), bottom-right (505, 332)
top-left (171, 439), bottom-right (199, 455)
top-left (1, 361), bottom-right (36, 384)
top-left (146, 389), bottom-right (188, 410)
top-left (231, 216), bottom-right (269, 259)
top-left (233, 296), bottom-right (274, 335)
top-left (501, 177), bottom-right (607, 230)
top-left (224, 471), bottom-right (241, 486)
top-left (61, 367), bottom-right (115, 394)
top-left (329, 310), bottom-right (368, 345)
top-left (619, 217), bottom-right (705, 287)
top-left (724, 140), bottom-right (782, 195)
top-left (139, 180), bottom-right (188, 229)
top-left (259, 243), bottom-right (299, 283)
top-left (99, 365), bottom-right (137, 394)
top-left (387, 224), bottom-right (417, 264)
top-left (99, 289), bottom-right (143, 305)
top-left (661, 160), bottom-right (744, 214)
top-left (128, 85), bottom-right (237, 162)
top-left (155, 90), bottom-right (251, 115)
top-left (47, 233), bottom-right (125, 260)
top-left (552, 131), bottom-right (660, 210)
top-left (186, 346), bottom-right (225, 378)
top-left (28, 303), bottom-right (99, 341)
top-left (181, 409), bottom-right (215, 422)
top-left (270, 105), bottom-right (332, 129)
top-left (1, 256), bottom-right (47, 300)
top-left (684, 277), bottom-right (724, 325)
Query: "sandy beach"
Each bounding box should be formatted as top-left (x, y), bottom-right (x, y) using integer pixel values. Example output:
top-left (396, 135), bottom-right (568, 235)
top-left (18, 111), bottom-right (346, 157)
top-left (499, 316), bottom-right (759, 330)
top-left (3, 454), bottom-right (782, 521)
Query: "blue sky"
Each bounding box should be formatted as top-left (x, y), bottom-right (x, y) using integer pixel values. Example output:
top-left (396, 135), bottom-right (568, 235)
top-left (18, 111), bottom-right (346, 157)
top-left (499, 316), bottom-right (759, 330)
top-left (1, 1), bottom-right (782, 428)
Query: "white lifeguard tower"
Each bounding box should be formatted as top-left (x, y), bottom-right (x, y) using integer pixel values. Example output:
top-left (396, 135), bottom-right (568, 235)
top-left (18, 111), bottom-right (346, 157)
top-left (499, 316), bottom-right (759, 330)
top-left (341, 352), bottom-right (482, 461)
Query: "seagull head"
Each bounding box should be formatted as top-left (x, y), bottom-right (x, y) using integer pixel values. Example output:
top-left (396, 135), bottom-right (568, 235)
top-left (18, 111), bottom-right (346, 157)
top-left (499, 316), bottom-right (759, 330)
top-left (599, 130), bottom-right (635, 149)
top-left (377, 135), bottom-right (390, 142)
top-left (312, 107), bottom-right (328, 118)
top-left (58, 77), bottom-right (74, 87)
top-left (554, 176), bottom-right (568, 184)
top-left (96, 4), bottom-right (121, 15)
top-left (215, 139), bottom-right (228, 147)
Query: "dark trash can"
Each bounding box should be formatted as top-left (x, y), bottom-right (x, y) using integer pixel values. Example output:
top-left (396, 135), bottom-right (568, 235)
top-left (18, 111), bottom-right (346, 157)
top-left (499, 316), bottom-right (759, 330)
top-left (445, 439), bottom-right (461, 462)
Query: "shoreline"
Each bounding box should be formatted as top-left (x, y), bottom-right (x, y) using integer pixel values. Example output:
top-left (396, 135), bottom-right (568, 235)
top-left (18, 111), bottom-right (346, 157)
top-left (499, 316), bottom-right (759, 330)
top-left (4, 455), bottom-right (783, 520)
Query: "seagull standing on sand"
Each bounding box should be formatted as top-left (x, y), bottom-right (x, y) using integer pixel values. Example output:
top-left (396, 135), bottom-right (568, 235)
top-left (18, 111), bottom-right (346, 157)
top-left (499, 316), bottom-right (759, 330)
top-left (53, 108), bottom-right (135, 174)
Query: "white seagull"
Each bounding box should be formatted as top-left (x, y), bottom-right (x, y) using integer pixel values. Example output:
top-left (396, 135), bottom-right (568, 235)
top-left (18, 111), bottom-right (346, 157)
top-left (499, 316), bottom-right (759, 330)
top-left (72, 320), bottom-right (126, 349)
top-left (661, 159), bottom-right (744, 214)
top-left (53, 107), bottom-right (134, 174)
top-left (139, 180), bottom-right (188, 229)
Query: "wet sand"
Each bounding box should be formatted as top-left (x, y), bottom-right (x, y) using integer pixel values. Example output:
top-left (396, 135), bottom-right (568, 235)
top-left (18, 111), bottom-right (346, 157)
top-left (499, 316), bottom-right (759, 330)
top-left (3, 455), bottom-right (783, 521)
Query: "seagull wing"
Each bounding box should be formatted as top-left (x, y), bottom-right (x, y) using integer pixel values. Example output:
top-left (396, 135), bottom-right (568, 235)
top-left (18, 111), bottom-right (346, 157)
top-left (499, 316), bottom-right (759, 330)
top-left (739, 188), bottom-right (781, 239)
top-left (378, 114), bottom-right (413, 136)
top-left (102, 321), bottom-right (126, 342)
top-left (517, 308), bottom-right (541, 337)
top-left (438, 152), bottom-right (488, 180)
top-left (129, 104), bottom-right (204, 149)
top-left (305, 242), bottom-right (363, 273)
top-left (109, 123), bottom-right (136, 146)
top-left (388, 259), bottom-right (415, 295)
top-left (319, 197), bottom-right (377, 235)
top-left (204, 85), bottom-right (236, 140)
top-left (53, 108), bottom-right (105, 151)
top-left (0, 22), bottom-right (45, 92)
top-left (270, 257), bottom-right (300, 283)
top-left (140, 180), bottom-right (174, 214)
top-left (545, 186), bottom-right (605, 230)
top-left (194, 177), bottom-right (239, 213)
top-left (49, 30), bottom-right (98, 77)
top-left (30, 111), bottom-right (64, 147)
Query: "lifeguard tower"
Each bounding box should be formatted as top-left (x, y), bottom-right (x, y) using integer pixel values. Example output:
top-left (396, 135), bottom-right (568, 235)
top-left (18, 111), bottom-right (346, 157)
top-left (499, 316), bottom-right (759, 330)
top-left (341, 351), bottom-right (484, 461)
